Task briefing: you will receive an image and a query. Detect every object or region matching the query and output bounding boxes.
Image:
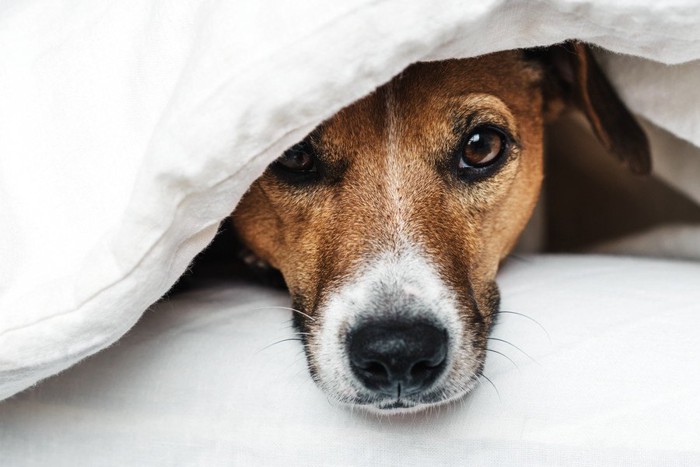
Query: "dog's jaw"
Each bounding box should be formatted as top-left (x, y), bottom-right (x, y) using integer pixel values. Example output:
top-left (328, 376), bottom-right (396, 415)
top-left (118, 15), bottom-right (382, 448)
top-left (305, 246), bottom-right (487, 413)
top-left (359, 377), bottom-right (481, 415)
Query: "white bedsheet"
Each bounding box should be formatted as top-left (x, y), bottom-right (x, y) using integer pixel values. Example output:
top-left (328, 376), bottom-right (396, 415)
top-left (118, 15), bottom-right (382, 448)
top-left (2, 0), bottom-right (700, 400)
top-left (1, 256), bottom-right (699, 466)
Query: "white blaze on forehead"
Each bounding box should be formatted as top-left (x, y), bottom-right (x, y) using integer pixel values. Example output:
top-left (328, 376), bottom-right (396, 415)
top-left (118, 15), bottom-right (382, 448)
top-left (385, 84), bottom-right (411, 243)
top-left (311, 247), bottom-right (465, 401)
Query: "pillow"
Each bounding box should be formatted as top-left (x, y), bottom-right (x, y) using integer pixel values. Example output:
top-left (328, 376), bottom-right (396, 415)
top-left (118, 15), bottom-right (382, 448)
top-left (2, 0), bottom-right (700, 401)
top-left (1, 256), bottom-right (699, 466)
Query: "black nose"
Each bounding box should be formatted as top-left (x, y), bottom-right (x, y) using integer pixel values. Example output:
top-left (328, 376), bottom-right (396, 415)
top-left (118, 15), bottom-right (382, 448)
top-left (348, 320), bottom-right (448, 397)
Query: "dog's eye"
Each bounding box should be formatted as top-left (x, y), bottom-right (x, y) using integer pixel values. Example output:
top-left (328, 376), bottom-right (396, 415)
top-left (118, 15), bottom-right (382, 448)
top-left (458, 127), bottom-right (506, 169)
top-left (275, 142), bottom-right (318, 173)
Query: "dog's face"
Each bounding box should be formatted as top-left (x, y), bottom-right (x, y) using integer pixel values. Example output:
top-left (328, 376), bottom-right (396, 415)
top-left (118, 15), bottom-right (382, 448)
top-left (232, 43), bottom-right (649, 413)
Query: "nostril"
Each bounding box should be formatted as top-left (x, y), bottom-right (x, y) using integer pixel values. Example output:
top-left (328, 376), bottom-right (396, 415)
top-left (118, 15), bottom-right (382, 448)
top-left (363, 361), bottom-right (385, 375)
top-left (412, 338), bottom-right (447, 371)
top-left (409, 353), bottom-right (446, 387)
top-left (350, 356), bottom-right (392, 392)
top-left (357, 360), bottom-right (390, 381)
top-left (411, 358), bottom-right (441, 375)
top-left (410, 360), bottom-right (431, 379)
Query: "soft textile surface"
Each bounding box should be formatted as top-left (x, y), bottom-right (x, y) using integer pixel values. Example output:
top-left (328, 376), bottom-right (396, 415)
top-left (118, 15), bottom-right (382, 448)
top-left (1, 256), bottom-right (699, 466)
top-left (2, 0), bottom-right (700, 399)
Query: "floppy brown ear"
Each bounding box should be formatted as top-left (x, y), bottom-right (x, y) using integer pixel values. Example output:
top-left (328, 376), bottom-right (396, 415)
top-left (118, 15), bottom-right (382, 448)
top-left (538, 41), bottom-right (652, 175)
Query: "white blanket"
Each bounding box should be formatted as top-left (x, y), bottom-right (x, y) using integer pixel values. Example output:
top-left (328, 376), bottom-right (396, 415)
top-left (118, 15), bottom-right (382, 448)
top-left (1, 0), bottom-right (699, 400)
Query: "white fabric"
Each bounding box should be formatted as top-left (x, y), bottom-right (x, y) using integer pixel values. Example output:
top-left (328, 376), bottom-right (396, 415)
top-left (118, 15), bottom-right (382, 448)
top-left (1, 256), bottom-right (699, 466)
top-left (592, 224), bottom-right (700, 261)
top-left (1, 0), bottom-right (700, 400)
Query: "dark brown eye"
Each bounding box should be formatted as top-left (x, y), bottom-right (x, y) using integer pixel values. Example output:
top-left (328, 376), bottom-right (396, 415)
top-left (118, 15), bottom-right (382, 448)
top-left (276, 142), bottom-right (317, 172)
top-left (459, 127), bottom-right (506, 169)
top-left (270, 140), bottom-right (321, 184)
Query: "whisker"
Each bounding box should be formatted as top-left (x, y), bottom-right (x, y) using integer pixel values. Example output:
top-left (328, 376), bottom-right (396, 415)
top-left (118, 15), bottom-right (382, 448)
top-left (496, 310), bottom-right (551, 342)
top-left (257, 337), bottom-right (304, 352)
top-left (506, 253), bottom-right (532, 264)
top-left (487, 337), bottom-right (538, 363)
top-left (485, 348), bottom-right (519, 369)
top-left (479, 374), bottom-right (501, 402)
top-left (288, 331), bottom-right (311, 337)
top-left (249, 306), bottom-right (316, 322)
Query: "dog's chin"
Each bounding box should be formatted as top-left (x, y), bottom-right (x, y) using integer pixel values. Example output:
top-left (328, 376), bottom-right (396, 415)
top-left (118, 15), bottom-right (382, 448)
top-left (350, 397), bottom-right (454, 416)
top-left (342, 378), bottom-right (479, 416)
top-left (363, 400), bottom-right (426, 415)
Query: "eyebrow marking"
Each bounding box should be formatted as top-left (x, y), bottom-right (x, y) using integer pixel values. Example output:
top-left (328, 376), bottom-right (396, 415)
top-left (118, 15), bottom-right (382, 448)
top-left (450, 93), bottom-right (519, 136)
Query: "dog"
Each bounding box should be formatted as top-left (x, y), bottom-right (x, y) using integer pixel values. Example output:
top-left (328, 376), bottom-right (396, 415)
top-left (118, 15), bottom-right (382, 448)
top-left (231, 41), bottom-right (650, 413)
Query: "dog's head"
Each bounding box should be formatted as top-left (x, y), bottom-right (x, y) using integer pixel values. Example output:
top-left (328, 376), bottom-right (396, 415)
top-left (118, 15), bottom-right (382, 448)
top-left (232, 42), bottom-right (650, 413)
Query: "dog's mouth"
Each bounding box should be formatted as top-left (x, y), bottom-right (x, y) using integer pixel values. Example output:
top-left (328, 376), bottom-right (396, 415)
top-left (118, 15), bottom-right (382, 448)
top-left (344, 374), bottom-right (481, 414)
top-left (376, 399), bottom-right (414, 411)
top-left (359, 397), bottom-right (426, 414)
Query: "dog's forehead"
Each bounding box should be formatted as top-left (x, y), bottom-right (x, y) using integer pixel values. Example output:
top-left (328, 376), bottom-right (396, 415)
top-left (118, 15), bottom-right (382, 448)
top-left (396, 50), bottom-right (541, 103)
top-left (316, 50), bottom-right (540, 159)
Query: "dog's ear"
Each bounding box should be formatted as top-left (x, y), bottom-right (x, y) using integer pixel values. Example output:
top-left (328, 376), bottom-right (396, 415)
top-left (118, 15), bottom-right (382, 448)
top-left (531, 41), bottom-right (651, 175)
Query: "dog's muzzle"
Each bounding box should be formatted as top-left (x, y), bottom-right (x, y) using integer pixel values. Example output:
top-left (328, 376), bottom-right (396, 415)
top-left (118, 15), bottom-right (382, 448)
top-left (310, 250), bottom-right (478, 413)
top-left (347, 319), bottom-right (448, 398)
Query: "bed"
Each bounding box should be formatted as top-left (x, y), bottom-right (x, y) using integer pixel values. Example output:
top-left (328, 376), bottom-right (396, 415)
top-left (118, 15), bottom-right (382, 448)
top-left (2, 256), bottom-right (700, 465)
top-left (1, 0), bottom-right (699, 465)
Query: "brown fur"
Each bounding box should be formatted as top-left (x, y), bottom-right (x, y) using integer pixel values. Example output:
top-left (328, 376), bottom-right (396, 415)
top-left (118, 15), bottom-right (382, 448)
top-left (231, 42), bottom-right (650, 402)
